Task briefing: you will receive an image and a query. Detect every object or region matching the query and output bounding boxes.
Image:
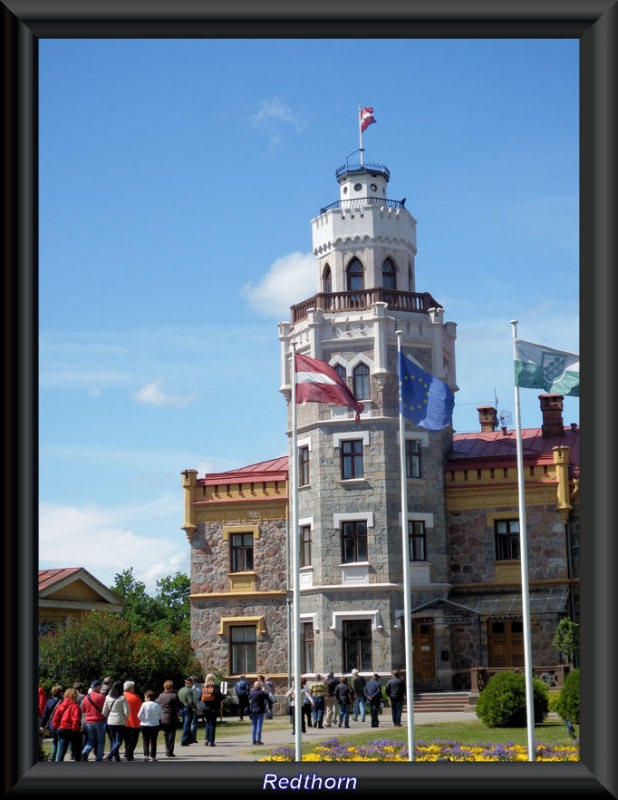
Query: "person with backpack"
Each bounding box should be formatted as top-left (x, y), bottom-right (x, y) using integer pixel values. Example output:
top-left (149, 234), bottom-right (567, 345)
top-left (235, 675), bottom-right (250, 721)
top-left (200, 672), bottom-right (224, 747)
top-left (385, 669), bottom-right (406, 727)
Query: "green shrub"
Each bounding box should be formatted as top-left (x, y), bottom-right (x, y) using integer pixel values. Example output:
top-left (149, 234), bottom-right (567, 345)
top-left (555, 668), bottom-right (579, 724)
top-left (547, 689), bottom-right (562, 714)
top-left (475, 671), bottom-right (549, 728)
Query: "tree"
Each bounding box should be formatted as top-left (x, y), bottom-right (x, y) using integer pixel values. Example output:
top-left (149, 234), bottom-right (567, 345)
top-left (39, 608), bottom-right (200, 694)
top-left (155, 572), bottom-right (191, 636)
top-left (111, 568), bottom-right (164, 634)
top-left (552, 618), bottom-right (579, 665)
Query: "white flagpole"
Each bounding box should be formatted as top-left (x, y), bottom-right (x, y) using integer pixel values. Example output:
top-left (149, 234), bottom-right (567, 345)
top-left (396, 332), bottom-right (415, 761)
top-left (290, 343), bottom-right (303, 762)
top-left (358, 105), bottom-right (364, 167)
top-left (510, 320), bottom-right (536, 762)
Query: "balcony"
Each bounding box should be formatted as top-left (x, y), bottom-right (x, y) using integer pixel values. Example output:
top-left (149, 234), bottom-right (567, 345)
top-left (291, 289), bottom-right (442, 324)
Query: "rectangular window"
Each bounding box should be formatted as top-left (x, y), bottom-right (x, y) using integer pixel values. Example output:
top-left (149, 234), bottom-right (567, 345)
top-left (230, 532), bottom-right (254, 572)
top-left (405, 439), bottom-right (421, 479)
top-left (341, 520), bottom-right (368, 563)
top-left (341, 439), bottom-right (364, 479)
top-left (408, 520), bottom-right (426, 561)
top-left (300, 525), bottom-right (312, 568)
top-left (301, 622), bottom-right (314, 673)
top-left (298, 445), bottom-right (310, 487)
top-left (494, 519), bottom-right (521, 560)
top-left (230, 625), bottom-right (257, 674)
top-left (343, 620), bottom-right (372, 672)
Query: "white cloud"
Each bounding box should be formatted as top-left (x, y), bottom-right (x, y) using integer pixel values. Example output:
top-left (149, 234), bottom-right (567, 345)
top-left (241, 251), bottom-right (316, 319)
top-left (39, 498), bottom-right (189, 595)
top-left (249, 97), bottom-right (306, 150)
top-left (132, 379), bottom-right (198, 408)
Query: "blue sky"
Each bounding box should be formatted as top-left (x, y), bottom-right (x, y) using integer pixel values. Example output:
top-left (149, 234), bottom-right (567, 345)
top-left (38, 38), bottom-right (579, 593)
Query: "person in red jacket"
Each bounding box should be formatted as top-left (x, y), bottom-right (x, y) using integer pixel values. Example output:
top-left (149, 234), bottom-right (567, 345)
top-left (52, 687), bottom-right (82, 761)
top-left (122, 680), bottom-right (143, 761)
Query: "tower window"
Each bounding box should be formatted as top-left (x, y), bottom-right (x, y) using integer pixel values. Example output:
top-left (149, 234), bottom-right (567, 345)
top-left (405, 439), bottom-right (421, 479)
top-left (341, 520), bottom-right (368, 563)
top-left (408, 520), bottom-right (427, 561)
top-left (347, 258), bottom-right (364, 292)
top-left (298, 445), bottom-right (310, 487)
top-left (300, 525), bottom-right (312, 567)
top-left (353, 363), bottom-right (370, 400)
top-left (341, 439), bottom-right (364, 480)
top-left (323, 264), bottom-right (332, 294)
top-left (382, 258), bottom-right (396, 290)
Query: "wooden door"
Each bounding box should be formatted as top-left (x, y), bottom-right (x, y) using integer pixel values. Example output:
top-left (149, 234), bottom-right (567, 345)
top-left (413, 623), bottom-right (435, 683)
top-left (488, 620), bottom-right (524, 667)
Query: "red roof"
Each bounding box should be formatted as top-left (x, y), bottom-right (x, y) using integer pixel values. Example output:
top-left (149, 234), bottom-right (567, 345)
top-left (201, 455), bottom-right (288, 486)
top-left (449, 425), bottom-right (580, 475)
top-left (39, 568), bottom-right (83, 592)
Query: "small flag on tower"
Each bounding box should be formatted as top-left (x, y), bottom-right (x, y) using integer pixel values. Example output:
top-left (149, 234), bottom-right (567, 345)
top-left (360, 106), bottom-right (376, 133)
top-left (295, 352), bottom-right (364, 421)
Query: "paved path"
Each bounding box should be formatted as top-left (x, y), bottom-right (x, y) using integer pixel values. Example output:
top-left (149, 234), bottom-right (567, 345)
top-left (106, 711), bottom-right (479, 763)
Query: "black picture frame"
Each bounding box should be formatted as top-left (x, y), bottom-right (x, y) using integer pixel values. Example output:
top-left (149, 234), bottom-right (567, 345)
top-left (3, 1), bottom-right (616, 797)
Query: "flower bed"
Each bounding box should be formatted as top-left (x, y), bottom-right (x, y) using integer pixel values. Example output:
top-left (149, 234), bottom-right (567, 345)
top-left (261, 737), bottom-right (580, 762)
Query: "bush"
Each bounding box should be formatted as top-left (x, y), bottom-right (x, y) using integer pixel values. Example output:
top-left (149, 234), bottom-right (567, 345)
top-left (555, 668), bottom-right (579, 724)
top-left (547, 689), bottom-right (561, 714)
top-left (475, 671), bottom-right (549, 728)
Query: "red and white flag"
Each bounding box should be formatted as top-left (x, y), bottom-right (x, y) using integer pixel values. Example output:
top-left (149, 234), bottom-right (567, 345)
top-left (360, 106), bottom-right (376, 133)
top-left (295, 352), bottom-right (364, 421)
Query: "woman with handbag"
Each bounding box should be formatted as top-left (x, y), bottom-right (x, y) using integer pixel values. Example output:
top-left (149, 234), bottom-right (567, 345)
top-left (102, 680), bottom-right (130, 761)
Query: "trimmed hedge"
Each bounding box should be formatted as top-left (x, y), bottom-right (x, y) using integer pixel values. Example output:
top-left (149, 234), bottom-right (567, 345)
top-left (555, 668), bottom-right (579, 724)
top-left (475, 671), bottom-right (549, 728)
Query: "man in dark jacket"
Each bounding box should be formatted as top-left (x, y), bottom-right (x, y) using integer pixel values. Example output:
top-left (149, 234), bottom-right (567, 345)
top-left (385, 669), bottom-right (406, 726)
top-left (324, 671), bottom-right (338, 727)
top-left (235, 676), bottom-right (250, 721)
top-left (364, 673), bottom-right (382, 728)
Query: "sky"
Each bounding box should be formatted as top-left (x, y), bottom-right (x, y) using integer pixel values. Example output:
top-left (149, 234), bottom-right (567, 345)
top-left (38, 38), bottom-right (579, 594)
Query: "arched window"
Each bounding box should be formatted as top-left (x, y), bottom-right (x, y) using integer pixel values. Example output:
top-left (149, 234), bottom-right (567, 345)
top-left (346, 258), bottom-right (364, 292)
top-left (323, 264), bottom-right (332, 294)
top-left (353, 363), bottom-right (370, 401)
top-left (382, 258), bottom-right (396, 290)
top-left (408, 264), bottom-right (414, 292)
top-left (334, 363), bottom-right (347, 384)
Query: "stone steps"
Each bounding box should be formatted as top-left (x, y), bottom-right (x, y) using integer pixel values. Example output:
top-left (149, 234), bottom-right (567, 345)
top-left (406, 692), bottom-right (472, 713)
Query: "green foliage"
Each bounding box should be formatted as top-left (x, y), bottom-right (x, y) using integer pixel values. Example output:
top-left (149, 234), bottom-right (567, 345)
top-left (552, 618), bottom-right (579, 663)
top-left (39, 607), bottom-right (197, 694)
top-left (547, 689), bottom-right (562, 714)
top-left (111, 568), bottom-right (190, 636)
top-left (555, 669), bottom-right (579, 724)
top-left (475, 671), bottom-right (549, 728)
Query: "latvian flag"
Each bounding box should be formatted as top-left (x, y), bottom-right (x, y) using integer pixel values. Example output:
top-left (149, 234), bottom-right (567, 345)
top-left (295, 352), bottom-right (364, 421)
top-left (360, 106), bottom-right (376, 133)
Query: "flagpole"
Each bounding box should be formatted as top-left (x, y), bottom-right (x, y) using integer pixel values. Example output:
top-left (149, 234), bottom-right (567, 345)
top-left (358, 105), bottom-right (364, 167)
top-left (290, 343), bottom-right (303, 762)
top-left (396, 331), bottom-right (415, 761)
top-left (510, 320), bottom-right (536, 762)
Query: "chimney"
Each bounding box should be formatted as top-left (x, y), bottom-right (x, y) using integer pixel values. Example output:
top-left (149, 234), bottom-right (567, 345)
top-left (477, 405), bottom-right (497, 432)
top-left (539, 393), bottom-right (564, 438)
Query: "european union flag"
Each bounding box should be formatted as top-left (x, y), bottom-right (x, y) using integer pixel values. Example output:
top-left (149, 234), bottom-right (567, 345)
top-left (398, 351), bottom-right (455, 431)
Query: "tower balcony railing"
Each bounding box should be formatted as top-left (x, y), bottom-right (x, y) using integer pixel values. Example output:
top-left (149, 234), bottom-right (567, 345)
top-left (335, 161), bottom-right (390, 181)
top-left (291, 289), bottom-right (442, 324)
top-left (319, 196), bottom-right (405, 214)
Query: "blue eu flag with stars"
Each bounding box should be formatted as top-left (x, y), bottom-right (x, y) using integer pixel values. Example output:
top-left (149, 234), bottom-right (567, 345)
top-left (398, 351), bottom-right (455, 431)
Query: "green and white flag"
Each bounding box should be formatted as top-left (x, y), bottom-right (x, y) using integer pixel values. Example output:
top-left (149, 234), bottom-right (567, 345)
top-left (514, 339), bottom-right (579, 397)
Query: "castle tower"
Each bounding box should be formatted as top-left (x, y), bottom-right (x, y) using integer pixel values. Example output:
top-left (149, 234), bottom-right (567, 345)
top-left (278, 152), bottom-right (458, 684)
